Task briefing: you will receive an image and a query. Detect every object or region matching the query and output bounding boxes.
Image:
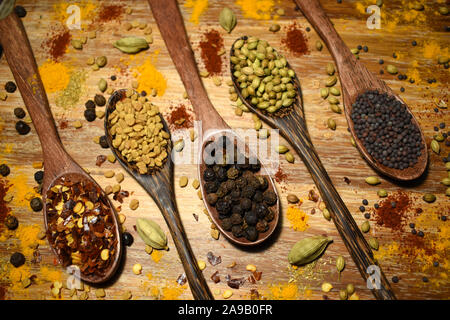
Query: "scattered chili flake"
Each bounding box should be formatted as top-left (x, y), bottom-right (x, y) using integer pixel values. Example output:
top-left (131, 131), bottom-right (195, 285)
top-left (308, 189), bottom-right (319, 202)
top-left (96, 155), bottom-right (107, 167)
top-left (199, 29), bottom-right (224, 76)
top-left (250, 289), bottom-right (260, 300)
top-left (226, 275), bottom-right (245, 289)
top-left (167, 104), bottom-right (193, 130)
top-left (282, 22), bottom-right (309, 56)
top-left (373, 191), bottom-right (411, 232)
top-left (113, 190), bottom-right (129, 203)
top-left (177, 273), bottom-right (187, 285)
top-left (253, 271), bottom-right (262, 281)
top-left (59, 120), bottom-right (68, 129)
top-left (210, 271), bottom-right (220, 283)
top-left (274, 167), bottom-right (287, 183)
top-left (0, 178), bottom-right (11, 229)
top-left (343, 177), bottom-right (351, 184)
top-left (193, 213), bottom-right (199, 221)
top-left (42, 27), bottom-right (71, 61)
top-left (95, 4), bottom-right (125, 23)
top-left (206, 251), bottom-right (221, 266)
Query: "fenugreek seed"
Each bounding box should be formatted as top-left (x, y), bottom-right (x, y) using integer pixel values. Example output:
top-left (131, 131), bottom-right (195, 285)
top-left (197, 190), bottom-right (203, 200)
top-left (71, 39), bottom-right (83, 50)
top-left (179, 176), bottom-right (188, 187)
top-left (258, 128), bottom-right (270, 139)
top-left (386, 64), bottom-right (398, 75)
top-left (430, 140), bottom-right (440, 154)
top-left (119, 214), bottom-right (126, 224)
top-left (129, 199), bottom-right (139, 210)
top-left (365, 176), bottom-right (381, 185)
top-left (210, 228), bottom-right (220, 240)
top-left (327, 118), bottom-right (336, 130)
top-left (73, 120), bottom-right (82, 129)
top-left (320, 88), bottom-right (329, 99)
top-left (212, 76), bottom-right (222, 86)
top-left (95, 288), bottom-right (106, 298)
top-left (107, 155), bottom-right (116, 163)
top-left (351, 48), bottom-right (359, 55)
top-left (340, 289), bottom-right (348, 300)
top-left (377, 189), bottom-right (388, 197)
top-left (192, 179), bottom-right (200, 189)
top-left (254, 120), bottom-right (262, 131)
top-left (346, 283), bottom-right (355, 295)
top-left (145, 245), bottom-right (153, 255)
top-left (174, 139), bottom-right (185, 152)
top-left (223, 290), bottom-right (233, 299)
top-left (112, 184), bottom-right (121, 193)
top-left (235, 107), bottom-right (243, 116)
top-left (199, 70), bottom-right (209, 78)
top-left (361, 221), bottom-right (370, 233)
top-left (316, 40), bottom-right (323, 51)
top-left (321, 282), bottom-right (333, 292)
top-left (96, 110), bottom-right (105, 119)
top-left (132, 263), bottom-right (142, 275)
top-left (104, 170), bottom-right (115, 178)
top-left (285, 152), bottom-right (295, 163)
top-left (121, 291), bottom-right (132, 300)
top-left (326, 63), bottom-right (335, 75)
top-left (190, 129), bottom-right (196, 142)
top-left (287, 194), bottom-right (300, 204)
top-left (423, 193), bottom-right (436, 203)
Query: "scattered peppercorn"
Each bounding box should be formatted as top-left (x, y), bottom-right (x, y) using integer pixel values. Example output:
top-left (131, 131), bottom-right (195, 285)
top-left (422, 276), bottom-right (428, 283)
top-left (99, 135), bottom-right (109, 148)
top-left (364, 213), bottom-right (371, 219)
top-left (14, 5), bottom-right (27, 18)
top-left (391, 276), bottom-right (399, 283)
top-left (362, 199), bottom-right (368, 205)
top-left (30, 197), bottom-right (43, 211)
top-left (379, 59), bottom-right (384, 64)
top-left (84, 109), bottom-right (96, 122)
top-left (94, 94), bottom-right (106, 106)
top-left (34, 170), bottom-right (44, 184)
top-left (13, 107), bottom-right (26, 119)
top-left (10, 252), bottom-right (25, 268)
top-left (417, 230), bottom-right (424, 237)
top-left (409, 222), bottom-right (415, 229)
top-left (0, 164), bottom-right (10, 177)
top-left (122, 232), bottom-right (134, 246)
top-left (411, 40), bottom-right (417, 46)
top-left (411, 229), bottom-right (417, 235)
top-left (5, 215), bottom-right (19, 230)
top-left (15, 121), bottom-right (31, 135)
top-left (5, 81), bottom-right (17, 93)
top-left (359, 206), bottom-right (365, 212)
top-left (433, 262), bottom-right (439, 267)
top-left (110, 75), bottom-right (117, 81)
top-left (85, 100), bottom-right (96, 109)
top-left (363, 46), bottom-right (368, 52)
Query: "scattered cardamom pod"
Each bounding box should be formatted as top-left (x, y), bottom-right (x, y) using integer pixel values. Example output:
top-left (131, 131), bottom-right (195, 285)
top-left (113, 37), bottom-right (149, 54)
top-left (346, 283), bottom-right (355, 295)
top-left (330, 87), bottom-right (340, 96)
top-left (219, 7), bottom-right (237, 33)
top-left (328, 96), bottom-right (339, 105)
top-left (339, 289), bottom-right (348, 300)
top-left (288, 236), bottom-right (333, 266)
top-left (411, 3), bottom-right (424, 11)
top-left (441, 178), bottom-right (450, 186)
top-left (174, 139), bottom-right (185, 152)
top-left (321, 282), bottom-right (333, 292)
top-left (136, 218), bottom-right (168, 250)
top-left (430, 139), bottom-right (440, 154)
top-left (327, 118), bottom-right (336, 130)
top-left (446, 188), bottom-right (450, 197)
top-left (368, 237), bottom-right (379, 251)
top-left (322, 208), bottom-right (331, 221)
top-left (330, 104), bottom-right (342, 114)
top-left (287, 194), bottom-right (300, 204)
top-left (434, 133), bottom-right (445, 142)
top-left (423, 193), bottom-right (436, 203)
top-left (386, 64), bottom-right (398, 75)
top-left (276, 145), bottom-right (289, 154)
top-left (439, 6), bottom-right (449, 15)
top-left (98, 78), bottom-right (107, 92)
top-left (315, 40), bottom-right (323, 51)
top-left (269, 24), bottom-right (281, 32)
top-left (377, 189), bottom-right (388, 197)
top-left (361, 221), bottom-right (370, 233)
top-left (325, 76), bottom-right (337, 87)
top-left (320, 88), bottom-right (329, 99)
top-left (365, 176), bottom-right (381, 185)
top-left (285, 152), bottom-right (295, 163)
top-left (326, 63), bottom-right (335, 75)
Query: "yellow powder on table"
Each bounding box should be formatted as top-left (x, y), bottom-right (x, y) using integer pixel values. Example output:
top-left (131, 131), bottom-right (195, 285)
top-left (151, 249), bottom-right (164, 263)
top-left (15, 224), bottom-right (46, 258)
top-left (184, 0), bottom-right (208, 25)
top-left (286, 206), bottom-right (309, 232)
top-left (161, 283), bottom-right (186, 300)
top-left (267, 282), bottom-right (299, 300)
top-left (422, 40), bottom-right (449, 60)
top-left (133, 51), bottom-right (167, 96)
top-left (7, 172), bottom-right (39, 208)
top-left (235, 0), bottom-right (276, 20)
top-left (39, 60), bottom-right (71, 94)
top-left (52, 0), bottom-right (98, 28)
top-left (39, 266), bottom-right (63, 283)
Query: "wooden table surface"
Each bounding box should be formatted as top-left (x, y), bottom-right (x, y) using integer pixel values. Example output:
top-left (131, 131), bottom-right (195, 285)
top-left (0, 0), bottom-right (448, 300)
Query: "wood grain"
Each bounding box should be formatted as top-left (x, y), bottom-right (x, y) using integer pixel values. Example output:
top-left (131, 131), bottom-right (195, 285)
top-left (0, 0), bottom-right (448, 300)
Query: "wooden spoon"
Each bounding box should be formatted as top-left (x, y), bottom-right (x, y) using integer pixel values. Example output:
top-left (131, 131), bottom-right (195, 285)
top-left (230, 38), bottom-right (396, 300)
top-left (0, 11), bottom-right (122, 284)
top-left (295, 0), bottom-right (427, 181)
top-left (147, 0), bottom-right (280, 246)
top-left (105, 90), bottom-right (213, 300)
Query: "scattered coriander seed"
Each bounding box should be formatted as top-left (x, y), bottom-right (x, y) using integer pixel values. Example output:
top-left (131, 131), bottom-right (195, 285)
top-left (95, 56), bottom-right (107, 68)
top-left (71, 39), bottom-right (83, 50)
top-left (422, 193), bottom-right (436, 203)
top-left (132, 264), bottom-right (142, 275)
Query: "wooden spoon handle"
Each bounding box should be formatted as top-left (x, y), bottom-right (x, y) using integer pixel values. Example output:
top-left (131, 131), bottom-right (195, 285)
top-left (147, 0), bottom-right (228, 133)
top-left (281, 116), bottom-right (396, 300)
top-left (153, 189), bottom-right (213, 300)
top-left (0, 12), bottom-right (72, 179)
top-left (294, 0), bottom-right (355, 72)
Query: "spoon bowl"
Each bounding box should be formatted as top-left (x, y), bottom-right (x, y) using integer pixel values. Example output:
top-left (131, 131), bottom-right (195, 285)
top-left (197, 129), bottom-right (280, 246)
top-left (105, 89), bottom-right (213, 300)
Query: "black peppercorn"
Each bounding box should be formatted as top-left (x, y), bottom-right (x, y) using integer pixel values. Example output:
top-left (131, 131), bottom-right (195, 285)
top-left (206, 193), bottom-right (218, 206)
top-left (227, 167), bottom-right (240, 180)
top-left (240, 198), bottom-right (252, 211)
top-left (221, 218), bottom-right (232, 231)
top-left (417, 230), bottom-right (424, 237)
top-left (0, 164), bottom-right (10, 177)
top-left (122, 232), bottom-right (134, 246)
top-left (256, 220), bottom-right (268, 233)
top-left (215, 166), bottom-right (228, 182)
top-left (141, 91), bottom-right (147, 97)
top-left (14, 6), bottom-right (27, 18)
top-left (203, 168), bottom-right (216, 182)
top-left (364, 213), bottom-right (371, 219)
top-left (99, 135), bottom-right (109, 148)
top-left (15, 121), bottom-right (31, 135)
top-left (85, 100), bottom-right (96, 109)
top-left (244, 211), bottom-right (258, 225)
top-left (110, 75), bottom-right (117, 81)
top-left (84, 109), bottom-right (96, 122)
top-left (5, 215), bottom-right (19, 230)
top-left (13, 107), bottom-right (26, 119)
top-left (254, 203), bottom-right (269, 219)
top-left (245, 226), bottom-right (258, 242)
top-left (231, 225), bottom-right (244, 238)
top-left (391, 276), bottom-right (399, 283)
top-left (216, 199), bottom-right (232, 215)
top-left (231, 204), bottom-right (243, 215)
top-left (362, 199), bottom-right (368, 205)
top-left (34, 170), bottom-right (44, 183)
top-left (5, 81), bottom-right (17, 93)
top-left (94, 94), bottom-right (106, 106)
top-left (204, 181), bottom-right (219, 194)
top-left (263, 190), bottom-right (277, 206)
top-left (230, 213), bottom-right (243, 225)
top-left (10, 252), bottom-right (25, 268)
top-left (30, 197), bottom-right (43, 211)
top-left (359, 206), bottom-right (365, 212)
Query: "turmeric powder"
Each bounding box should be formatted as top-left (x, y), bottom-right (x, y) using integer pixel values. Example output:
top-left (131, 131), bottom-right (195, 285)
top-left (286, 206), bottom-right (309, 231)
top-left (184, 0), bottom-right (208, 25)
top-left (133, 51), bottom-right (167, 96)
top-left (235, 0), bottom-right (276, 20)
top-left (39, 60), bottom-right (71, 94)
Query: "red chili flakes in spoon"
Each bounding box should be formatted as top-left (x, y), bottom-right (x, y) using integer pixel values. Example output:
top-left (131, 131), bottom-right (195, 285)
top-left (45, 175), bottom-right (118, 277)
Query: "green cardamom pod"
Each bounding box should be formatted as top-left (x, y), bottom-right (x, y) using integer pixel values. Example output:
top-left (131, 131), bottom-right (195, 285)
top-left (326, 63), bottom-right (335, 75)
top-left (276, 145), bottom-right (289, 154)
top-left (322, 208), bottom-right (331, 221)
top-left (368, 237), bottom-right (379, 251)
top-left (430, 139), bottom-right (440, 154)
top-left (219, 8), bottom-right (236, 33)
top-left (361, 221), bottom-right (370, 233)
top-left (320, 88), bottom-right (329, 99)
top-left (339, 289), bottom-right (348, 300)
top-left (346, 283), bottom-right (355, 295)
top-left (0, 0), bottom-right (14, 21)
top-left (113, 37), bottom-right (149, 54)
top-left (377, 189), bottom-right (388, 197)
top-left (288, 236), bottom-right (333, 265)
top-left (98, 79), bottom-right (107, 92)
top-left (422, 193), bottom-right (436, 203)
top-left (327, 118), bottom-right (336, 130)
top-left (441, 178), bottom-right (450, 186)
top-left (386, 64), bottom-right (398, 75)
top-left (336, 255), bottom-right (345, 279)
top-left (136, 218), bottom-right (168, 250)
